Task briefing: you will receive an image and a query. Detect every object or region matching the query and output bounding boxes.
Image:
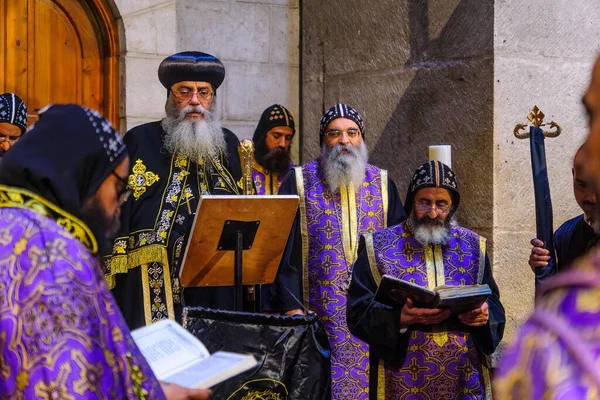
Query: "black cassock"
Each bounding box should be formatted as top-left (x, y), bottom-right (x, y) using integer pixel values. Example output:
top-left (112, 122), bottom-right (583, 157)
top-left (536, 214), bottom-right (597, 284)
top-left (104, 121), bottom-right (244, 329)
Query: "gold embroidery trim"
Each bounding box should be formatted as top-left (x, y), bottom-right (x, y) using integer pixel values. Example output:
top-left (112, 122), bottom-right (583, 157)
top-left (428, 244), bottom-right (448, 346)
top-left (108, 244), bottom-right (169, 275)
top-left (0, 185), bottom-right (98, 253)
top-left (380, 169), bottom-right (388, 227)
top-left (141, 264), bottom-right (152, 326)
top-left (295, 167), bottom-right (310, 309)
top-left (424, 245), bottom-right (436, 289)
top-left (365, 233), bottom-right (381, 285)
top-left (377, 359), bottom-right (385, 400)
top-left (105, 275), bottom-right (116, 290)
top-left (478, 236), bottom-right (487, 284)
top-left (434, 244), bottom-right (445, 287)
top-left (163, 256), bottom-right (175, 321)
top-left (340, 182), bottom-right (358, 265)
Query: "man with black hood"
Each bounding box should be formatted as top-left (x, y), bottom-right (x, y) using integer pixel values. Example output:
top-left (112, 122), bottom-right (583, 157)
top-left (347, 160), bottom-right (505, 399)
top-left (0, 104), bottom-right (211, 399)
top-left (104, 51), bottom-right (244, 329)
top-left (0, 92), bottom-right (28, 158)
top-left (250, 104), bottom-right (296, 195)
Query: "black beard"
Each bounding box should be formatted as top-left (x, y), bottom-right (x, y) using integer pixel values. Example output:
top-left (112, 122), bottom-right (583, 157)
top-left (255, 139), bottom-right (291, 175)
top-left (81, 196), bottom-right (120, 256)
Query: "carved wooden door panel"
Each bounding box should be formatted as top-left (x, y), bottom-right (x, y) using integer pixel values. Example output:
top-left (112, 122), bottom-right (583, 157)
top-left (0, 0), bottom-right (118, 126)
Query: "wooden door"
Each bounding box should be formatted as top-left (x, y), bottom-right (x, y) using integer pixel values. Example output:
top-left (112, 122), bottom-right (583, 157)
top-left (0, 0), bottom-right (119, 126)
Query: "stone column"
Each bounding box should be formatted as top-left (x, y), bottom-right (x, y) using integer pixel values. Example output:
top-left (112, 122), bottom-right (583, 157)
top-left (493, 0), bottom-right (600, 341)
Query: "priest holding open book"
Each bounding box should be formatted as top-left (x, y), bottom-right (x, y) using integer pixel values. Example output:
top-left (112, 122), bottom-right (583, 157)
top-left (347, 160), bottom-right (505, 399)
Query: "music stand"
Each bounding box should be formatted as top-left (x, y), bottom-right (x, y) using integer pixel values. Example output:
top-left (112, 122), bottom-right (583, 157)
top-left (179, 195), bottom-right (299, 311)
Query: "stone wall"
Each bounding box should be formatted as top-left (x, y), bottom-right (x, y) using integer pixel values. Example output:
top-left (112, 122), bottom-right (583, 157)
top-left (493, 0), bottom-right (600, 340)
top-left (111, 0), bottom-right (300, 161)
top-left (301, 0), bottom-right (600, 350)
top-left (302, 0), bottom-right (495, 250)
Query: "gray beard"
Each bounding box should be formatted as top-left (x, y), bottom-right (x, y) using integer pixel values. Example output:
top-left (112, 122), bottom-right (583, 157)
top-left (320, 141), bottom-right (369, 193)
top-left (161, 100), bottom-right (226, 161)
top-left (410, 211), bottom-right (456, 246)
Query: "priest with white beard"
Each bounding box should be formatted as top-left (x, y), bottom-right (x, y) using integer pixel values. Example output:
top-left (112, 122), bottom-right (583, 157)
top-left (272, 104), bottom-right (405, 399)
top-left (104, 52), bottom-right (243, 330)
top-left (346, 160), bottom-right (505, 399)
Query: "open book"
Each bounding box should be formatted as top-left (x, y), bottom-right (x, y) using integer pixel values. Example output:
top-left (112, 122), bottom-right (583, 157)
top-left (374, 274), bottom-right (491, 315)
top-left (131, 319), bottom-right (258, 389)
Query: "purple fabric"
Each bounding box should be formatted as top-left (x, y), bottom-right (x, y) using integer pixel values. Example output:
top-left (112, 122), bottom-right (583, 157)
top-left (0, 207), bottom-right (165, 399)
top-left (529, 310), bottom-right (600, 389)
top-left (495, 258), bottom-right (600, 399)
top-left (372, 221), bottom-right (488, 399)
top-left (301, 160), bottom-right (386, 399)
top-left (252, 163), bottom-right (294, 195)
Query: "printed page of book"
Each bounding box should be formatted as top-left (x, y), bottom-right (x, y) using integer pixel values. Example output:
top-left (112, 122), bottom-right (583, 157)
top-left (162, 351), bottom-right (258, 389)
top-left (131, 319), bottom-right (211, 380)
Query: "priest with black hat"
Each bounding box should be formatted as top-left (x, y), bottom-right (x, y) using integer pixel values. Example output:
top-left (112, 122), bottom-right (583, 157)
top-left (272, 103), bottom-right (405, 399)
top-left (346, 160), bottom-right (505, 399)
top-left (250, 104), bottom-right (296, 195)
top-left (0, 92), bottom-right (28, 158)
top-left (104, 51), bottom-right (244, 330)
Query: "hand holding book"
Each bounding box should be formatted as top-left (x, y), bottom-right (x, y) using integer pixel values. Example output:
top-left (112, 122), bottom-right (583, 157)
top-left (375, 275), bottom-right (492, 321)
top-left (457, 301), bottom-right (489, 326)
top-left (400, 298), bottom-right (451, 326)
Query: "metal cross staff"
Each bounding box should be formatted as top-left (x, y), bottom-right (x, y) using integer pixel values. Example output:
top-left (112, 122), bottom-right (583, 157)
top-left (514, 106), bottom-right (562, 287)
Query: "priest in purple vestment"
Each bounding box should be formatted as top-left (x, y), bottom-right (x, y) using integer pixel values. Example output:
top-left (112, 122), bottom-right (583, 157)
top-left (347, 161), bottom-right (505, 399)
top-left (251, 104), bottom-right (296, 195)
top-left (0, 104), bottom-right (211, 399)
top-left (494, 54), bottom-right (600, 400)
top-left (273, 104), bottom-right (406, 399)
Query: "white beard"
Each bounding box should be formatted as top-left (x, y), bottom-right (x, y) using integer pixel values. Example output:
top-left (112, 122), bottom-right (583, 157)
top-left (410, 211), bottom-right (457, 245)
top-left (320, 141), bottom-right (369, 193)
top-left (161, 100), bottom-right (226, 161)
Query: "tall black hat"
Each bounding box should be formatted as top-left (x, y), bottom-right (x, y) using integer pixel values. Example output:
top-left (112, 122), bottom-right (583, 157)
top-left (158, 52), bottom-right (225, 91)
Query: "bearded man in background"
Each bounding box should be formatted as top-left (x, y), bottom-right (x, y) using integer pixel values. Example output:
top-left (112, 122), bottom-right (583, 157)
top-left (250, 104), bottom-right (296, 195)
top-left (273, 103), bottom-right (405, 399)
top-left (104, 51), bottom-right (243, 330)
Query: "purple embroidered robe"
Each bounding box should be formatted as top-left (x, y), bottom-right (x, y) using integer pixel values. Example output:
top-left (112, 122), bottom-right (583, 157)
top-left (252, 160), bottom-right (294, 195)
top-left (364, 221), bottom-right (492, 399)
top-left (0, 195), bottom-right (164, 399)
top-left (296, 160), bottom-right (389, 399)
top-left (495, 250), bottom-right (600, 399)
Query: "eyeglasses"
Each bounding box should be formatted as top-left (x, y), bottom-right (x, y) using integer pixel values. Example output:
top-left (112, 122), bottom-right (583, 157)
top-left (112, 171), bottom-right (133, 204)
top-left (324, 128), bottom-right (361, 139)
top-left (171, 88), bottom-right (214, 103)
top-left (414, 202), bottom-right (451, 214)
top-left (0, 133), bottom-right (21, 144)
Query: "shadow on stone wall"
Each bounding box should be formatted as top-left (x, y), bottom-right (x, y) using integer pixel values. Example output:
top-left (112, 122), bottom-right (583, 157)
top-left (301, 0), bottom-right (494, 239)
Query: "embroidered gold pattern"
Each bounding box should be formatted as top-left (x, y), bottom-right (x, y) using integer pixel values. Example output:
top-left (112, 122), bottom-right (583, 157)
top-left (129, 159), bottom-right (160, 200)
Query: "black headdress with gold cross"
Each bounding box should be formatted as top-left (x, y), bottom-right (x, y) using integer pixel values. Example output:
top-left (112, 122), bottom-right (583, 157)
top-left (252, 104), bottom-right (295, 144)
top-left (404, 160), bottom-right (460, 216)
